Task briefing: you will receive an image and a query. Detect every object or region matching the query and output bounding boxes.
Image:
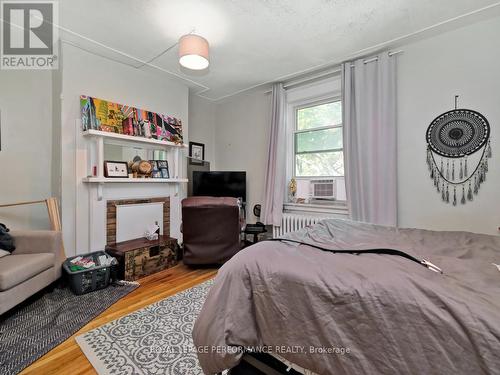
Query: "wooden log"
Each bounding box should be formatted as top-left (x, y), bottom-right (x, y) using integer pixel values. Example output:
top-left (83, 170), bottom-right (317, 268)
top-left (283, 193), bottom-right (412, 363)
top-left (0, 199), bottom-right (46, 208)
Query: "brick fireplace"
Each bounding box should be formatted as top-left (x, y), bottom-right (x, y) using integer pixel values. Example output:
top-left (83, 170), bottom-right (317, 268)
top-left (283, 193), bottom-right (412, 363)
top-left (106, 197), bottom-right (170, 245)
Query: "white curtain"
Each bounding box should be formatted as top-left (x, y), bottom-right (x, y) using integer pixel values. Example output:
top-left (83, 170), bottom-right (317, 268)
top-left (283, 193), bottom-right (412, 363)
top-left (261, 83), bottom-right (286, 226)
top-left (342, 53), bottom-right (397, 226)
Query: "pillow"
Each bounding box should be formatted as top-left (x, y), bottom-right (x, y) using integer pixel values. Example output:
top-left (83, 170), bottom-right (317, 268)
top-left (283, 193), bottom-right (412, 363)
top-left (0, 223), bottom-right (15, 252)
top-left (0, 249), bottom-right (10, 258)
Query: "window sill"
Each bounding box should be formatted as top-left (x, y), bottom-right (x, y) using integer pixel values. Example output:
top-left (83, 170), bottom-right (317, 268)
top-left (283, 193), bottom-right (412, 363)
top-left (283, 202), bottom-right (349, 216)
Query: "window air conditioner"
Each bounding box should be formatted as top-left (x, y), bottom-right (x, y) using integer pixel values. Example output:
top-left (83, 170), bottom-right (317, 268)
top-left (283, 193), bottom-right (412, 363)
top-left (309, 179), bottom-right (336, 200)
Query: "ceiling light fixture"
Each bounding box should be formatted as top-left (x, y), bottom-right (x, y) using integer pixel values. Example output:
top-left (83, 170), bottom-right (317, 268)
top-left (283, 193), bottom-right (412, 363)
top-left (178, 34), bottom-right (210, 70)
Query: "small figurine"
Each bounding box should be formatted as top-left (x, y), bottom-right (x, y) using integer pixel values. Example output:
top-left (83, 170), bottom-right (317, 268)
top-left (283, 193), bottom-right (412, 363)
top-left (288, 178), bottom-right (297, 203)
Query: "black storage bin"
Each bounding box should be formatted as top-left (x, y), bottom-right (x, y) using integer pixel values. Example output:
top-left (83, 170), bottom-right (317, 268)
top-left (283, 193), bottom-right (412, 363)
top-left (63, 251), bottom-right (113, 295)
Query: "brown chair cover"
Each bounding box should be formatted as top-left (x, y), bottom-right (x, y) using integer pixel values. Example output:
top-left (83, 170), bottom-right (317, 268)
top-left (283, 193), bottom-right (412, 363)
top-left (182, 197), bottom-right (241, 265)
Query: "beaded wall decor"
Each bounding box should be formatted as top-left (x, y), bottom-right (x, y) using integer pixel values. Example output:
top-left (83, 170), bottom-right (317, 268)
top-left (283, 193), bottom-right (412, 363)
top-left (426, 96), bottom-right (492, 205)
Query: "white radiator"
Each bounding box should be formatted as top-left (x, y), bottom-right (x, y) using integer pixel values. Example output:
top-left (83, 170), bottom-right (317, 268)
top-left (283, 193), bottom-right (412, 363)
top-left (273, 213), bottom-right (332, 238)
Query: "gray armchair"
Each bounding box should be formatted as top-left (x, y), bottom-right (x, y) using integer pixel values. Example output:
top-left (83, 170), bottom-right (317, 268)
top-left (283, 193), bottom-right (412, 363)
top-left (0, 230), bottom-right (63, 315)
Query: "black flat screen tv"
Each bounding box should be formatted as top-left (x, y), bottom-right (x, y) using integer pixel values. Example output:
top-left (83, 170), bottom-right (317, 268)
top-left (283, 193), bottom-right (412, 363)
top-left (192, 171), bottom-right (246, 202)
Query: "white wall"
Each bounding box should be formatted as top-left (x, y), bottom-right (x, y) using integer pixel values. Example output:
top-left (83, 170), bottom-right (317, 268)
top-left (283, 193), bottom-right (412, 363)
top-left (0, 70), bottom-right (54, 230)
top-left (51, 45), bottom-right (63, 204)
top-left (215, 89), bottom-right (271, 221)
top-left (188, 95), bottom-right (216, 165)
top-left (397, 15), bottom-right (500, 235)
top-left (188, 88), bottom-right (271, 221)
top-left (61, 43), bottom-right (189, 256)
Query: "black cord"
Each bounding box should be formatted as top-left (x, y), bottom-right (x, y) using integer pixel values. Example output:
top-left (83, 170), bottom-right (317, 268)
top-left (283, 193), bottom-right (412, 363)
top-left (266, 238), bottom-right (427, 270)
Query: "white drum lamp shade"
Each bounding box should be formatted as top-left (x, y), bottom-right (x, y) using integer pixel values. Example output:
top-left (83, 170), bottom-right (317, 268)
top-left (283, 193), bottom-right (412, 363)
top-left (178, 34), bottom-right (209, 70)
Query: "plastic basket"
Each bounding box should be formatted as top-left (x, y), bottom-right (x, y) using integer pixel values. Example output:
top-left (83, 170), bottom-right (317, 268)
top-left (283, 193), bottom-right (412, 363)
top-left (63, 251), bottom-right (114, 295)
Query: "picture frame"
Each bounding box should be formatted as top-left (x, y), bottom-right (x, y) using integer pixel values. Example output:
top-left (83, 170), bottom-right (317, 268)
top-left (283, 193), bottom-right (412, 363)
top-left (160, 167), bottom-right (170, 179)
top-left (152, 160), bottom-right (169, 179)
top-left (104, 161), bottom-right (129, 178)
top-left (189, 142), bottom-right (205, 165)
top-left (157, 160), bottom-right (169, 169)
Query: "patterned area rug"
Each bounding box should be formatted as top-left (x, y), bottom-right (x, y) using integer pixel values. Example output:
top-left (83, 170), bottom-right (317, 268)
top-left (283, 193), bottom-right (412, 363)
top-left (0, 281), bottom-right (139, 375)
top-left (76, 279), bottom-right (214, 375)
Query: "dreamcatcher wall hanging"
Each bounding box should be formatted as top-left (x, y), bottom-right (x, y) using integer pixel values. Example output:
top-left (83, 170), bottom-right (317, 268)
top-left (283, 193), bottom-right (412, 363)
top-left (426, 96), bottom-right (492, 205)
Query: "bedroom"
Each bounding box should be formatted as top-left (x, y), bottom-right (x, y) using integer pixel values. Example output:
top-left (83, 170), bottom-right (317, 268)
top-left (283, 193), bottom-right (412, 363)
top-left (0, 1), bottom-right (499, 374)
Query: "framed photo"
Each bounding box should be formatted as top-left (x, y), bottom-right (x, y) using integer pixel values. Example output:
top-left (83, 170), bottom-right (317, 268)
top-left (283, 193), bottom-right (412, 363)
top-left (157, 160), bottom-right (168, 169)
top-left (104, 161), bottom-right (129, 178)
top-left (189, 142), bottom-right (205, 165)
top-left (160, 167), bottom-right (170, 179)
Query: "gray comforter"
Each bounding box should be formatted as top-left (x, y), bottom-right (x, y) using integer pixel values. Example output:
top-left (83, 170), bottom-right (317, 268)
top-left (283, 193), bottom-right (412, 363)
top-left (193, 219), bottom-right (500, 374)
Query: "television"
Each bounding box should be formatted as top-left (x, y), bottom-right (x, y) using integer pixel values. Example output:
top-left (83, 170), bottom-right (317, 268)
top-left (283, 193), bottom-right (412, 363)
top-left (192, 171), bottom-right (246, 202)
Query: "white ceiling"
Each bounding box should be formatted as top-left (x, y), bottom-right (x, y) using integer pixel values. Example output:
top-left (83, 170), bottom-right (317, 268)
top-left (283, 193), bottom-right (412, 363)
top-left (60, 0), bottom-right (500, 100)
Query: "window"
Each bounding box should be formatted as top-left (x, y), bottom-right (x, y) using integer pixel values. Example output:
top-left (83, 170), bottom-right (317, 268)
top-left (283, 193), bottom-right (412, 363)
top-left (284, 78), bottom-right (347, 208)
top-left (294, 100), bottom-right (343, 177)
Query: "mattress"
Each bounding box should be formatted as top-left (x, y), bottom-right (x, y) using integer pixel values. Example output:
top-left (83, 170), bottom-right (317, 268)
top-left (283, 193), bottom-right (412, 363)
top-left (193, 219), bottom-right (500, 374)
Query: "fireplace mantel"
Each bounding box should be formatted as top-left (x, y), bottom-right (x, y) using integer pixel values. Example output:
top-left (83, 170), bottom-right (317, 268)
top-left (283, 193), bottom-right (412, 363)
top-left (81, 182), bottom-right (183, 255)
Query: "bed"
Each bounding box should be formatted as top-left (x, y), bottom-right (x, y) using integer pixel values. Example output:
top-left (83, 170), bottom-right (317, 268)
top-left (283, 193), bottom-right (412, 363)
top-left (193, 219), bottom-right (500, 374)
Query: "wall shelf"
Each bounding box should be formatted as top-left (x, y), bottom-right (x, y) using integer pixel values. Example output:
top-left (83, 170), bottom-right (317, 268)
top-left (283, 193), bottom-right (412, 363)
top-left (83, 129), bottom-right (188, 148)
top-left (82, 129), bottom-right (188, 201)
top-left (82, 177), bottom-right (188, 183)
top-left (82, 177), bottom-right (188, 201)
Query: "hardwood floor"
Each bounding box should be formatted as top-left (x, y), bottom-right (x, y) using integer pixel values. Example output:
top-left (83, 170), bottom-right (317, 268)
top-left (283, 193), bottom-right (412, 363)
top-left (20, 264), bottom-right (218, 375)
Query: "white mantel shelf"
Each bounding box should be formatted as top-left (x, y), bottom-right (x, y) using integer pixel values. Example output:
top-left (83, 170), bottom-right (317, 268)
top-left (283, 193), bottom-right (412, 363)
top-left (83, 129), bottom-right (188, 148)
top-left (83, 177), bottom-right (188, 201)
top-left (83, 177), bottom-right (188, 183)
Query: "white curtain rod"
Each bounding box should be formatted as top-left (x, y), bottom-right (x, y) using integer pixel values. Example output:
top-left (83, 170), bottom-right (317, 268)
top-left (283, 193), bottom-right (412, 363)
top-left (356, 50), bottom-right (403, 66)
top-left (271, 50), bottom-right (403, 91)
